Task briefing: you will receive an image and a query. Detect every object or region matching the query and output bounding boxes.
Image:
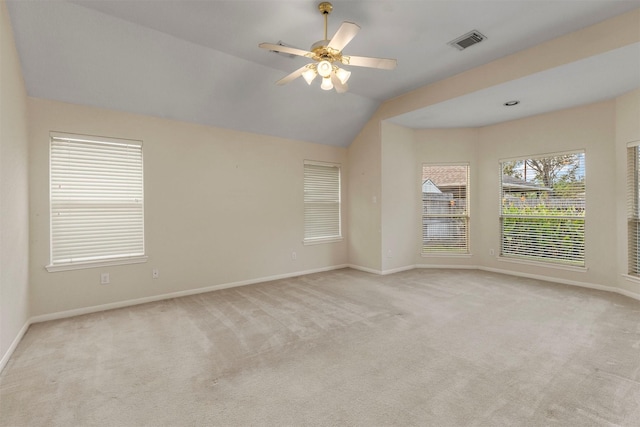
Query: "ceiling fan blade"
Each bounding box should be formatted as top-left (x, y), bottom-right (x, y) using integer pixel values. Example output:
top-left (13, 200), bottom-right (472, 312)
top-left (330, 73), bottom-right (348, 94)
top-left (342, 55), bottom-right (397, 70)
top-left (327, 22), bottom-right (360, 52)
top-left (276, 65), bottom-right (310, 85)
top-left (259, 43), bottom-right (313, 58)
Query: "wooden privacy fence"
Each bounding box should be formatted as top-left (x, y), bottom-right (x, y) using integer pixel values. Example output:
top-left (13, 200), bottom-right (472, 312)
top-left (422, 194), bottom-right (467, 247)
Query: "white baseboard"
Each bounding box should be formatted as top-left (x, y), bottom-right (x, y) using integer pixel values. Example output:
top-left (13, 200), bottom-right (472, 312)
top-left (349, 264), bottom-right (478, 274)
top-left (5, 262), bottom-right (637, 376)
top-left (347, 264), bottom-right (383, 275)
top-left (0, 321), bottom-right (30, 374)
top-left (2, 264), bottom-right (348, 374)
top-left (348, 264), bottom-right (416, 275)
top-left (616, 288), bottom-right (640, 301)
top-left (30, 263), bottom-right (640, 326)
top-left (30, 264), bottom-right (350, 324)
top-left (350, 263), bottom-right (640, 301)
top-left (415, 264), bottom-right (480, 270)
top-left (381, 265), bottom-right (417, 275)
top-left (478, 266), bottom-right (640, 302)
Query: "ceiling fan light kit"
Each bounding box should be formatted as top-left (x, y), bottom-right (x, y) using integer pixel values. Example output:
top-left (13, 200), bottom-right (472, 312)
top-left (317, 60), bottom-right (333, 77)
top-left (321, 77), bottom-right (334, 91)
top-left (335, 67), bottom-right (351, 84)
top-left (259, 1), bottom-right (397, 93)
top-left (302, 67), bottom-right (317, 85)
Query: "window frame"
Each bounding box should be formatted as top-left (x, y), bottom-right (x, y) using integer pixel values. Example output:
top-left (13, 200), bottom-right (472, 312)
top-left (303, 160), bottom-right (342, 245)
top-left (421, 163), bottom-right (470, 255)
top-left (46, 132), bottom-right (147, 272)
top-left (627, 141), bottom-right (640, 277)
top-left (499, 150), bottom-right (586, 267)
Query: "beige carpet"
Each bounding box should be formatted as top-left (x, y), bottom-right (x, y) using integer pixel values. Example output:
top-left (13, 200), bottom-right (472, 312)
top-left (1, 268), bottom-right (639, 426)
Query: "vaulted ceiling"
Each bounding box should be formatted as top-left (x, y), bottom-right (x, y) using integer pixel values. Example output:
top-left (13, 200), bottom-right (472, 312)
top-left (7, 1), bottom-right (640, 147)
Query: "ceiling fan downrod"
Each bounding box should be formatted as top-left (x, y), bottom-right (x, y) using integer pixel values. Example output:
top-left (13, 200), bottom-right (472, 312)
top-left (318, 2), bottom-right (333, 41)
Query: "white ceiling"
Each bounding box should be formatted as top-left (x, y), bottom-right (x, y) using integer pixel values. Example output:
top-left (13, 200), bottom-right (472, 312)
top-left (6, 0), bottom-right (640, 147)
top-left (389, 42), bottom-right (640, 129)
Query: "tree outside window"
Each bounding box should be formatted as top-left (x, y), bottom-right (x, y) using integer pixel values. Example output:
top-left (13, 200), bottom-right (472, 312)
top-left (500, 152), bottom-right (585, 266)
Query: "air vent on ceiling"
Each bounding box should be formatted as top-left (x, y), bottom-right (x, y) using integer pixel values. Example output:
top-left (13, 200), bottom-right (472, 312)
top-left (448, 30), bottom-right (486, 51)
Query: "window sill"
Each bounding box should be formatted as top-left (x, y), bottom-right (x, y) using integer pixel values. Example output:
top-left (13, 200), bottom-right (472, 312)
top-left (46, 255), bottom-right (148, 272)
top-left (496, 255), bottom-right (587, 272)
top-left (622, 274), bottom-right (640, 284)
top-left (303, 237), bottom-right (344, 246)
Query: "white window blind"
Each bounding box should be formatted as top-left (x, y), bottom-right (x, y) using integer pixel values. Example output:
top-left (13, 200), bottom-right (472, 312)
top-left (49, 133), bottom-right (144, 268)
top-left (304, 161), bottom-right (341, 242)
top-left (422, 164), bottom-right (469, 254)
top-left (500, 151), bottom-right (585, 266)
top-left (627, 142), bottom-right (640, 276)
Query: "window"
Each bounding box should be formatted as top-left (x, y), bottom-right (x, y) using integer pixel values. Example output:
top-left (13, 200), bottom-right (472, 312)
top-left (48, 133), bottom-right (145, 271)
top-left (500, 151), bottom-right (585, 266)
top-left (422, 164), bottom-right (469, 254)
top-left (304, 161), bottom-right (341, 243)
top-left (627, 142), bottom-right (640, 276)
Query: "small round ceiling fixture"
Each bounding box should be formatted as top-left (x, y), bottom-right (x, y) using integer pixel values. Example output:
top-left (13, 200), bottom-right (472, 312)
top-left (504, 100), bottom-right (520, 106)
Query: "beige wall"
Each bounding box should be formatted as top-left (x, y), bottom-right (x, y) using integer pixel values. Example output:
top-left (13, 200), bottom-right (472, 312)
top-left (28, 98), bottom-right (348, 316)
top-left (615, 88), bottom-right (640, 296)
top-left (477, 100), bottom-right (618, 289)
top-left (381, 121), bottom-right (418, 272)
top-left (414, 128), bottom-right (479, 268)
top-left (347, 120), bottom-right (381, 272)
top-left (383, 98), bottom-right (635, 297)
top-left (0, 0), bottom-right (30, 366)
top-left (616, 89), bottom-right (640, 144)
top-left (351, 9), bottom-right (639, 298)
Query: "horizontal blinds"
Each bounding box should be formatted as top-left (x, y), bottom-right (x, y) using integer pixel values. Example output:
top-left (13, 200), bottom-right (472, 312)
top-left (501, 217), bottom-right (584, 264)
top-left (304, 162), bottom-right (341, 241)
top-left (500, 151), bottom-right (585, 266)
top-left (628, 145), bottom-right (640, 275)
top-left (422, 165), bottom-right (469, 254)
top-left (50, 135), bottom-right (144, 264)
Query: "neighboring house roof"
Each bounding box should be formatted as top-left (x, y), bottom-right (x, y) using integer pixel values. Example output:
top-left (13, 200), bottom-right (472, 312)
top-left (422, 179), bottom-right (442, 194)
top-left (501, 175), bottom-right (553, 192)
top-left (422, 166), bottom-right (468, 188)
top-left (422, 167), bottom-right (552, 193)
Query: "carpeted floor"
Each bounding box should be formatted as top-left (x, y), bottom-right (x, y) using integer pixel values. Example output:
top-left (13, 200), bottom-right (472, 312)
top-left (1, 268), bottom-right (639, 426)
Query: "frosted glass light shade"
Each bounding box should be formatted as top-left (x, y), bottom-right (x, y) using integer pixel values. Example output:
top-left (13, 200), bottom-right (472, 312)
top-left (302, 68), bottom-right (317, 85)
top-left (320, 76), bottom-right (333, 91)
top-left (335, 68), bottom-right (351, 84)
top-left (317, 60), bottom-right (332, 78)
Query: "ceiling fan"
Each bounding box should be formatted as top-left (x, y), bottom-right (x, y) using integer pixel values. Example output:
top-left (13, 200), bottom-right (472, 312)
top-left (259, 1), bottom-right (397, 93)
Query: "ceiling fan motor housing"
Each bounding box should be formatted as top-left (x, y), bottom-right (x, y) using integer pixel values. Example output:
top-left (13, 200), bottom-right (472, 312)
top-left (311, 40), bottom-right (341, 63)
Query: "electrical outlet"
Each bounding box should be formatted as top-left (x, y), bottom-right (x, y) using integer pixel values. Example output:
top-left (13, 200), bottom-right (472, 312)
top-left (152, 268), bottom-right (159, 279)
top-left (100, 272), bottom-right (110, 285)
top-left (291, 252), bottom-right (297, 261)
top-left (387, 249), bottom-right (392, 258)
top-left (489, 249), bottom-right (495, 256)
